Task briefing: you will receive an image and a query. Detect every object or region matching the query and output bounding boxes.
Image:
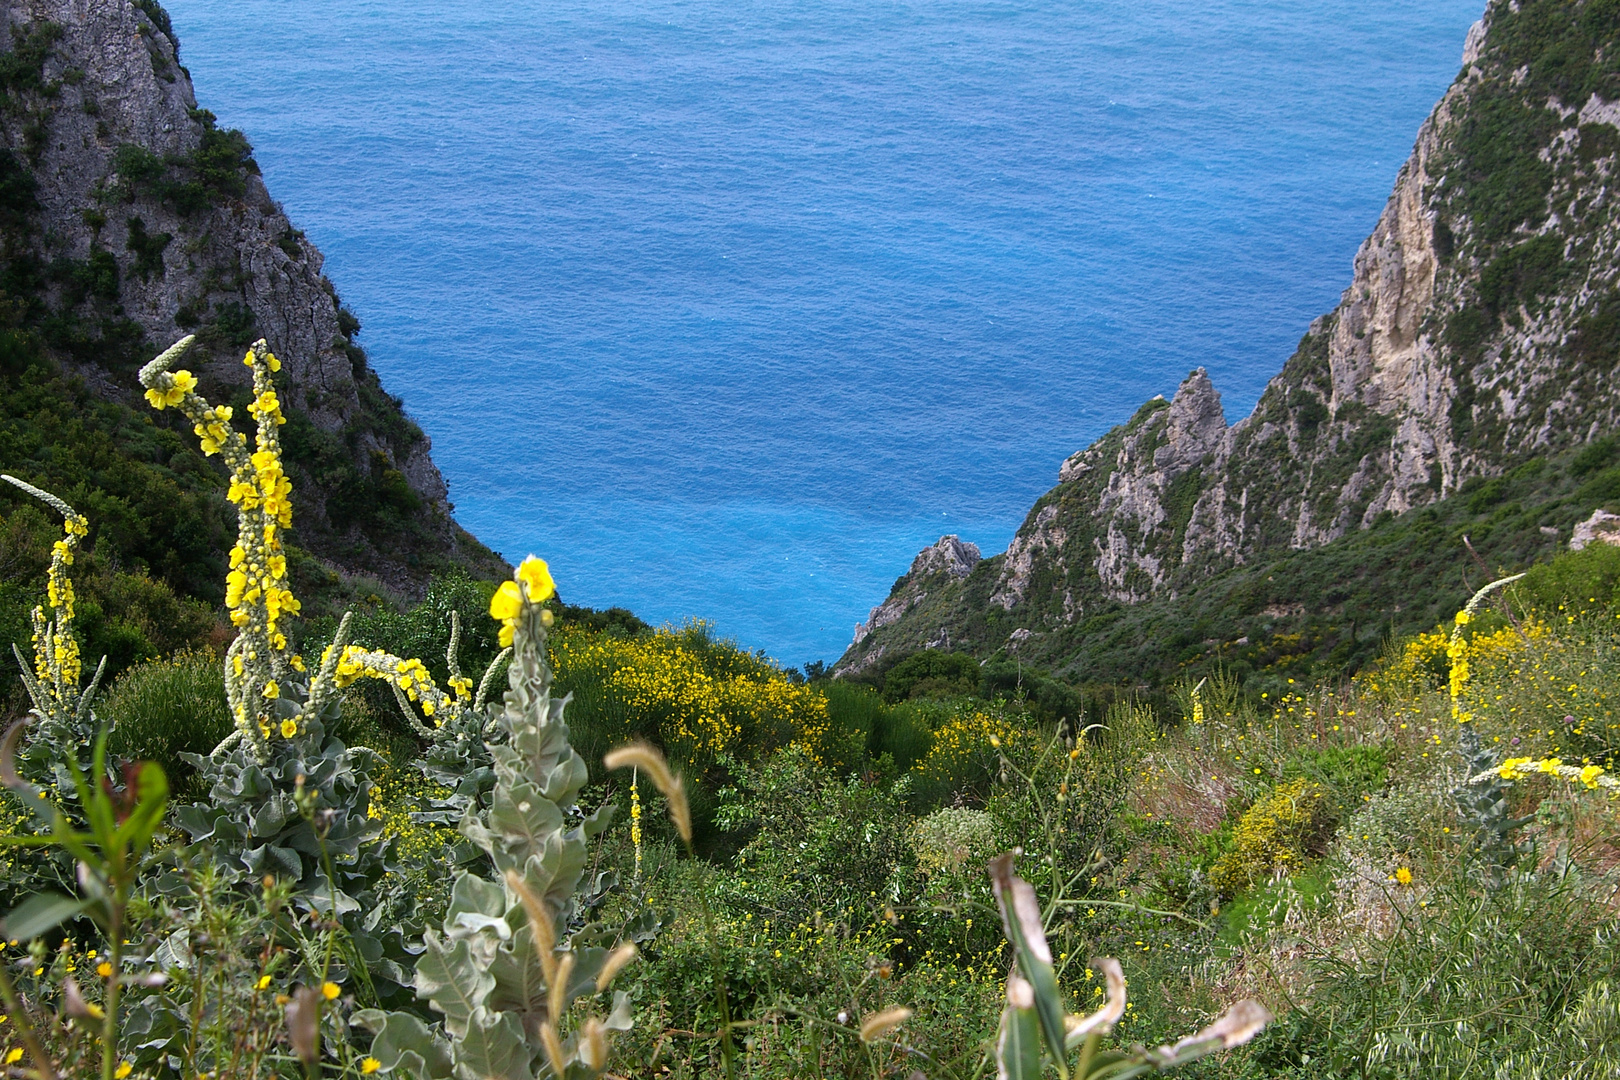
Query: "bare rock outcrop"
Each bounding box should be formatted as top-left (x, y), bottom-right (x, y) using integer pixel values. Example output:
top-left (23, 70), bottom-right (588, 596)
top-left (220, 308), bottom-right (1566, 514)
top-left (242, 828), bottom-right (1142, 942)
top-left (1572, 509), bottom-right (1620, 552)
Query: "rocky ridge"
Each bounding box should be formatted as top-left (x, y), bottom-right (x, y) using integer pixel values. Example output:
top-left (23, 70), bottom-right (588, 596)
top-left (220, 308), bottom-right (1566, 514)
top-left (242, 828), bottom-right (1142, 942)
top-left (839, 0), bottom-right (1620, 678)
top-left (0, 0), bottom-right (501, 593)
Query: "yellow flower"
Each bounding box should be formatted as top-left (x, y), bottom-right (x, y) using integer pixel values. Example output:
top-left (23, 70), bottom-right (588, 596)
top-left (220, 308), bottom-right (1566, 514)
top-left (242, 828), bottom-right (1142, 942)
top-left (1580, 764), bottom-right (1605, 789)
top-left (114, 1062), bottom-right (133, 1080)
top-left (263, 680), bottom-right (279, 699)
top-left (257, 975), bottom-right (271, 990)
top-left (1395, 867), bottom-right (1413, 886)
top-left (517, 555), bottom-right (555, 602)
top-left (490, 579), bottom-right (523, 620)
top-left (360, 1059), bottom-right (382, 1075)
top-left (97, 961), bottom-right (112, 978)
top-left (321, 981), bottom-right (341, 1000)
top-left (279, 718), bottom-right (298, 739)
top-left (4, 1049), bottom-right (23, 1066)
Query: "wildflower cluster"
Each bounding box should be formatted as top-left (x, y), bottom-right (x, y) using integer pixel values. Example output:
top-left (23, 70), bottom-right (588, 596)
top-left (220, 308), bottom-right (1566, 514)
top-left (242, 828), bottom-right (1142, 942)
top-left (550, 622), bottom-right (826, 765)
top-left (1447, 574), bottom-right (1524, 724)
top-left (1487, 756), bottom-right (1618, 792)
top-left (914, 708), bottom-right (1027, 789)
top-left (912, 806), bottom-right (997, 874)
top-left (1208, 777), bottom-right (1330, 897)
top-left (1, 476), bottom-right (95, 736)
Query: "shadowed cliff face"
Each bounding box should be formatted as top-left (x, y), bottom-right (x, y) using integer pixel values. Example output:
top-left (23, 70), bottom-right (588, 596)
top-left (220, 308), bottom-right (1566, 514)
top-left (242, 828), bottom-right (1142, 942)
top-left (838, 0), bottom-right (1620, 679)
top-left (0, 0), bottom-right (503, 593)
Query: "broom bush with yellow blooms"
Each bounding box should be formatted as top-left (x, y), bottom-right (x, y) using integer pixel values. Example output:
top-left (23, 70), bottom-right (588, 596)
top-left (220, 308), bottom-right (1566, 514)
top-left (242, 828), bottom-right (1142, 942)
top-left (10, 330), bottom-right (1620, 1077)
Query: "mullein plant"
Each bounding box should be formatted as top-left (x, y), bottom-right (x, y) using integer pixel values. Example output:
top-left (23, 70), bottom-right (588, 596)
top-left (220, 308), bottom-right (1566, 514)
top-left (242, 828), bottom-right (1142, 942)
top-left (355, 560), bottom-right (648, 1080)
top-left (137, 336), bottom-right (511, 996)
top-left (0, 478), bottom-right (120, 911)
top-left (0, 476), bottom-right (103, 788)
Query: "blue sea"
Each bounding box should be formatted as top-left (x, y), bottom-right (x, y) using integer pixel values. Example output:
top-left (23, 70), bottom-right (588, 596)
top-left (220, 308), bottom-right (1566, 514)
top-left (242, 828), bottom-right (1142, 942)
top-left (162, 0), bottom-right (1482, 668)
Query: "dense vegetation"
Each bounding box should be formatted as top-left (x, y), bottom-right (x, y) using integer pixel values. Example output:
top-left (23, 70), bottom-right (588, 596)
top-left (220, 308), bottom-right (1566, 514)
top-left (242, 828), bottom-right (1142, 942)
top-left (0, 337), bottom-right (1617, 1078)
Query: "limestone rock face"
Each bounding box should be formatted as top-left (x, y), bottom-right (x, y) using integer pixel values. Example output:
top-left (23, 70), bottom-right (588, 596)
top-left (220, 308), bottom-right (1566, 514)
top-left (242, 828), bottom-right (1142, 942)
top-left (845, 535), bottom-right (979, 672)
top-left (0, 0), bottom-right (498, 591)
top-left (1571, 510), bottom-right (1620, 552)
top-left (838, 2), bottom-right (1620, 677)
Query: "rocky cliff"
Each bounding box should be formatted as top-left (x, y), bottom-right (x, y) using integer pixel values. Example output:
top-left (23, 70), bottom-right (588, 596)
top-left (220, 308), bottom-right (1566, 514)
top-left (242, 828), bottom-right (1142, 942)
top-left (0, 0), bottom-right (502, 597)
top-left (839, 0), bottom-right (1620, 680)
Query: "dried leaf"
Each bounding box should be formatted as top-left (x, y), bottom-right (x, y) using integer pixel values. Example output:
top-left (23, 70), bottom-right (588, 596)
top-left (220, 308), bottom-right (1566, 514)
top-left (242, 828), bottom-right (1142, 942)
top-left (604, 743), bottom-right (691, 843)
top-left (285, 985), bottom-right (320, 1065)
top-left (858, 1006), bottom-right (913, 1044)
top-left (1063, 958), bottom-right (1126, 1048)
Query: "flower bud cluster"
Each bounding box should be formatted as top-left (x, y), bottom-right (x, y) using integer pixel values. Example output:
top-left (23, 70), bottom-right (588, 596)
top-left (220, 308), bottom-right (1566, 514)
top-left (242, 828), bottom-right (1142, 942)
top-left (329, 645), bottom-right (471, 726)
top-left (1492, 755), bottom-right (1616, 791)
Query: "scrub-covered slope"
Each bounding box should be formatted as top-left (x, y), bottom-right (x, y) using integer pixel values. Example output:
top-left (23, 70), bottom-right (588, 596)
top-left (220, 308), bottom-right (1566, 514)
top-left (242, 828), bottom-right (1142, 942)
top-left (0, 0), bottom-right (504, 632)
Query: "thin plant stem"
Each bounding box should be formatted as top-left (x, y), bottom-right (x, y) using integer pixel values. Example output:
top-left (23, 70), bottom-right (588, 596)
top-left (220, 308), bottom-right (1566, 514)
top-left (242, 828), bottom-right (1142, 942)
top-left (690, 858), bottom-right (739, 1080)
top-left (100, 890), bottom-right (124, 1080)
top-left (0, 960), bottom-right (61, 1080)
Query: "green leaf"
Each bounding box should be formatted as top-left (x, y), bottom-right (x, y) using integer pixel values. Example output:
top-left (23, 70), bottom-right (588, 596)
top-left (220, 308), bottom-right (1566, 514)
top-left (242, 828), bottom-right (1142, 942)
top-left (997, 994), bottom-right (1044, 1080)
top-left (355, 1009), bottom-right (454, 1079)
top-left (989, 853), bottom-right (1069, 1074)
top-left (451, 1009), bottom-right (530, 1080)
top-left (414, 933), bottom-right (495, 1040)
top-left (2, 892), bottom-right (92, 941)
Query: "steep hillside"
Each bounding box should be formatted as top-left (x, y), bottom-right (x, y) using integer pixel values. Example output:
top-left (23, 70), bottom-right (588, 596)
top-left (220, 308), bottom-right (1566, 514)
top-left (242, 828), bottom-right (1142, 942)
top-left (0, 0), bottom-right (504, 657)
top-left (840, 0), bottom-right (1620, 684)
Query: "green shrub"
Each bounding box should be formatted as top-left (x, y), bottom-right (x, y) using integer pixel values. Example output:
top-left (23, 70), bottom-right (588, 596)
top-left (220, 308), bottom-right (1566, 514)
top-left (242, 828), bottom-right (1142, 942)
top-left (881, 648), bottom-right (979, 702)
top-left (102, 650), bottom-right (229, 794)
top-left (1208, 778), bottom-right (1332, 898)
top-left (815, 678), bottom-right (932, 777)
top-left (912, 806), bottom-right (996, 873)
top-left (1279, 743), bottom-right (1387, 814)
top-left (1513, 540), bottom-right (1620, 614)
